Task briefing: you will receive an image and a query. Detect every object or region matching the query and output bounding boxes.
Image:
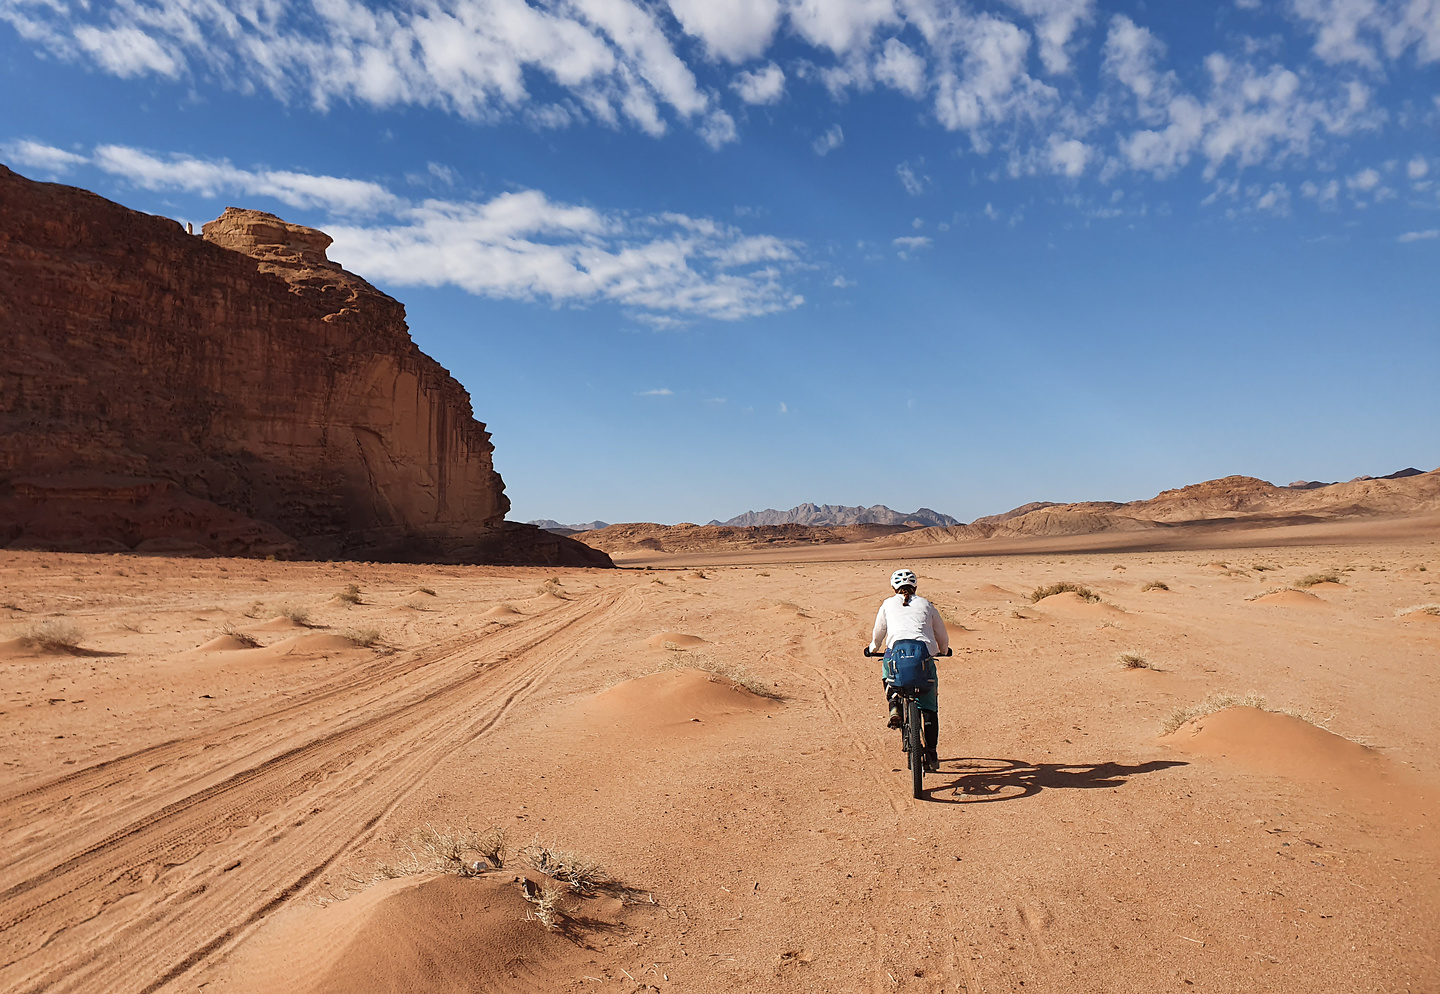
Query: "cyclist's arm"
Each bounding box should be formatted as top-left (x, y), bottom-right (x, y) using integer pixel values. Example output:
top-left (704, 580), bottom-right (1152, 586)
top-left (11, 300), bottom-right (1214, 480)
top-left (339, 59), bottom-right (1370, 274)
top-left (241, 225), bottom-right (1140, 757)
top-left (929, 602), bottom-right (950, 655)
top-left (869, 603), bottom-right (888, 654)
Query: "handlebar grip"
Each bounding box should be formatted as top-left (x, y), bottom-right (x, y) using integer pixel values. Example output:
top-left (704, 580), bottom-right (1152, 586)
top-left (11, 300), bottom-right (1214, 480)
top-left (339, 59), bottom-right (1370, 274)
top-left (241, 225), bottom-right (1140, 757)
top-left (941, 648), bottom-right (953, 657)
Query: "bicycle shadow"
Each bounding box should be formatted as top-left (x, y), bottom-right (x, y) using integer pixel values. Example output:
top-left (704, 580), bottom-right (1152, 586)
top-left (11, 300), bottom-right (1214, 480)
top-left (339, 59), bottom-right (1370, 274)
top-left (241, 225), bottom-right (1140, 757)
top-left (923, 757), bottom-right (1187, 804)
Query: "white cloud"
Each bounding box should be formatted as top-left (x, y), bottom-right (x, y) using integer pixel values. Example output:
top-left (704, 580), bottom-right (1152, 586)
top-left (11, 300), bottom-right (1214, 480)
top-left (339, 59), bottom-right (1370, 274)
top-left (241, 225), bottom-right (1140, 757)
top-left (786, 0), bottom-right (897, 55)
top-left (1301, 177), bottom-right (1341, 204)
top-left (919, 10), bottom-right (1056, 140)
top-left (893, 235), bottom-right (932, 248)
top-left (896, 161), bottom-right (927, 194)
top-left (1047, 137), bottom-right (1090, 176)
top-left (667, 0), bottom-right (781, 62)
top-left (731, 62), bottom-right (786, 104)
top-left (1397, 229), bottom-right (1438, 241)
top-left (636, 387), bottom-right (674, 395)
top-left (813, 123), bottom-right (844, 155)
top-left (1292, 0), bottom-right (1440, 68)
top-left (1254, 181), bottom-right (1292, 214)
top-left (92, 145), bottom-right (402, 214)
top-left (37, 141), bottom-right (804, 322)
top-left (1, 140), bottom-right (88, 173)
top-left (832, 274), bottom-right (853, 287)
top-left (777, 401), bottom-right (788, 413)
top-left (1002, 0), bottom-right (1095, 74)
top-left (73, 25), bottom-right (183, 79)
top-left (1347, 166), bottom-right (1381, 190)
top-left (1408, 155), bottom-right (1429, 179)
top-left (874, 37), bottom-right (926, 96)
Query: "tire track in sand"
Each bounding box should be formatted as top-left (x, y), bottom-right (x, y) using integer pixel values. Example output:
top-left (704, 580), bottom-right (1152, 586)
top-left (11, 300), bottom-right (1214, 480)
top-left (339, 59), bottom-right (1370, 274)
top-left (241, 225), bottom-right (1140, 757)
top-left (0, 586), bottom-right (639, 994)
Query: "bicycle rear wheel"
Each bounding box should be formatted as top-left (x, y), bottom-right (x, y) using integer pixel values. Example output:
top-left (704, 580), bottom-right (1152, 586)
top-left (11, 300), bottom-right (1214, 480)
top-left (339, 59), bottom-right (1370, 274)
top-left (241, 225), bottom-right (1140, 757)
top-left (907, 699), bottom-right (924, 798)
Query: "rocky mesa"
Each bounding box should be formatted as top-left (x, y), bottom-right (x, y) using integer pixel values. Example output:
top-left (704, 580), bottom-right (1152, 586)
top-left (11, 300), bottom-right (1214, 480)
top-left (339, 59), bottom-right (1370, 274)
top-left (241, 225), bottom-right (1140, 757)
top-left (0, 165), bottom-right (608, 566)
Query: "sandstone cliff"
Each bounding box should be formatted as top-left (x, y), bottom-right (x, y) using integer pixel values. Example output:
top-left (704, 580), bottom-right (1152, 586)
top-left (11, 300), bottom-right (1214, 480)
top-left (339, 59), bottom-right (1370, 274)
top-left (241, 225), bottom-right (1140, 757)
top-left (0, 165), bottom-right (608, 566)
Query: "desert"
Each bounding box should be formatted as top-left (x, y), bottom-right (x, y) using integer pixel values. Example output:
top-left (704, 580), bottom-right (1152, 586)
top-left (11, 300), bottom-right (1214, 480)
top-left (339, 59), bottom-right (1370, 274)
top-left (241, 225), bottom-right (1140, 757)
top-left (2, 513), bottom-right (1438, 992)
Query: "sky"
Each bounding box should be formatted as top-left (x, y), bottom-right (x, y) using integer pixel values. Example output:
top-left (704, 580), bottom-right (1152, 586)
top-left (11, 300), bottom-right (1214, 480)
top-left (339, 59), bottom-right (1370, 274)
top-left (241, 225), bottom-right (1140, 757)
top-left (2, 0), bottom-right (1437, 526)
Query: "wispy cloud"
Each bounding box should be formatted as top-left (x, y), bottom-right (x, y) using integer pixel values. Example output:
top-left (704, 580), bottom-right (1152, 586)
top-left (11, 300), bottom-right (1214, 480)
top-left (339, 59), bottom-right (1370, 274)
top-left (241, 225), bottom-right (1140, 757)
top-left (1397, 229), bottom-right (1438, 242)
top-left (636, 387), bottom-right (674, 395)
top-left (36, 141), bottom-right (806, 322)
top-left (1, 139), bottom-right (87, 172)
top-left (812, 124), bottom-right (844, 156)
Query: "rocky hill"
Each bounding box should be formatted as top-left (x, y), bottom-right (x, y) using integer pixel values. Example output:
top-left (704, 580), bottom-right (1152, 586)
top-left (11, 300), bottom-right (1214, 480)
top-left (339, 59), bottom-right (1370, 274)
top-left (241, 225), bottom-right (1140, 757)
top-left (880, 472), bottom-right (1440, 548)
top-left (0, 166), bottom-right (608, 566)
top-left (571, 521), bottom-right (910, 554)
top-left (713, 503), bottom-right (959, 528)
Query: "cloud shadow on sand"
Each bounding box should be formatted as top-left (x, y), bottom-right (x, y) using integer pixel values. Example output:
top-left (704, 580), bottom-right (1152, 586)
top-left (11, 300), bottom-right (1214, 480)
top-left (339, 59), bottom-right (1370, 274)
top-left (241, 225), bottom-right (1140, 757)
top-left (923, 758), bottom-right (1188, 804)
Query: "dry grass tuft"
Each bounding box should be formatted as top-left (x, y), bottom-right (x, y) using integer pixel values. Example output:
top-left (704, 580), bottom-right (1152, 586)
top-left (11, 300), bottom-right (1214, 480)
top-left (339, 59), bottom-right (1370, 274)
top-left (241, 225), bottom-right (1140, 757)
top-left (521, 839), bottom-right (605, 894)
top-left (1160, 692), bottom-right (1267, 735)
top-left (336, 584), bottom-right (362, 604)
top-left (340, 627), bottom-right (382, 648)
top-left (1396, 604), bottom-right (1440, 617)
top-left (650, 655), bottom-right (783, 700)
top-left (22, 618), bottom-right (83, 649)
top-left (401, 595), bottom-right (432, 612)
top-left (1140, 580), bottom-right (1169, 592)
top-left (1117, 651), bottom-right (1150, 669)
top-left (526, 882), bottom-right (565, 929)
top-left (411, 586), bottom-right (437, 597)
top-left (1030, 582), bottom-right (1099, 603)
top-left (1246, 587), bottom-right (1302, 601)
top-left (278, 604), bottom-right (312, 626)
top-left (538, 578), bottom-right (569, 599)
top-left (219, 623), bottom-right (261, 648)
top-left (1295, 571), bottom-right (1341, 588)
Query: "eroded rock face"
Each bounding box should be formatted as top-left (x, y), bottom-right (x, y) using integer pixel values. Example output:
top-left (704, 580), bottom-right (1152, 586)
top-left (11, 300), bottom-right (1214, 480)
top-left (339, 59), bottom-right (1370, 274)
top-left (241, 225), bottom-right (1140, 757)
top-left (0, 167), bottom-right (608, 566)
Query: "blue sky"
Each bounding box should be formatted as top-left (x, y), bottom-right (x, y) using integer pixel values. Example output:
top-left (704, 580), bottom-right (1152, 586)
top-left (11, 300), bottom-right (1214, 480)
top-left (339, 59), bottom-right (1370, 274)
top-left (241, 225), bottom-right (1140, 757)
top-left (2, 0), bottom-right (1437, 525)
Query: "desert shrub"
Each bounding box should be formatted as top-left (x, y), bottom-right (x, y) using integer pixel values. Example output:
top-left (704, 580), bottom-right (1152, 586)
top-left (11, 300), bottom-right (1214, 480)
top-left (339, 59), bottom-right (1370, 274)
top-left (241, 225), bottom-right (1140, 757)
top-left (414, 824), bottom-right (507, 876)
top-left (411, 586), bottom-right (437, 597)
top-left (279, 604), bottom-right (311, 626)
top-left (1246, 587), bottom-right (1302, 601)
top-left (341, 628), bottom-right (381, 648)
top-left (402, 595), bottom-right (431, 611)
top-left (1295, 571), bottom-right (1341, 588)
top-left (336, 584), bottom-right (362, 604)
top-left (1117, 651), bottom-right (1150, 669)
top-left (1030, 582), bottom-right (1099, 603)
top-left (539, 578), bottom-right (569, 599)
top-left (220, 623), bottom-right (261, 648)
top-left (23, 618), bottom-right (83, 649)
top-left (650, 655), bottom-right (783, 700)
top-left (521, 839), bottom-right (605, 894)
top-left (1396, 604), bottom-right (1440, 617)
top-left (1141, 581), bottom-right (1169, 592)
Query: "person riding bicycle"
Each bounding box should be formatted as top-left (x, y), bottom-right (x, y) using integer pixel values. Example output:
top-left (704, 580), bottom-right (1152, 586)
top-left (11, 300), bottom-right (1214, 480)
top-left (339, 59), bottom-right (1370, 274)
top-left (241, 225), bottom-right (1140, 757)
top-left (868, 568), bottom-right (949, 772)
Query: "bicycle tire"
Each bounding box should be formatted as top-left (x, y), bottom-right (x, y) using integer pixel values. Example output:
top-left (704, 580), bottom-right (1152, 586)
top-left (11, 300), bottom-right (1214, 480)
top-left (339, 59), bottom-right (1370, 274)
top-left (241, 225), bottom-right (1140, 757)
top-left (907, 698), bottom-right (924, 798)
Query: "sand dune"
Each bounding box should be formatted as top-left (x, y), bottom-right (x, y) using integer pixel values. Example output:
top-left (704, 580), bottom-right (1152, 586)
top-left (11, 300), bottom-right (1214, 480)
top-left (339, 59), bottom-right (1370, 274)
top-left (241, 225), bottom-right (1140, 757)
top-left (1, 532), bottom-right (1437, 993)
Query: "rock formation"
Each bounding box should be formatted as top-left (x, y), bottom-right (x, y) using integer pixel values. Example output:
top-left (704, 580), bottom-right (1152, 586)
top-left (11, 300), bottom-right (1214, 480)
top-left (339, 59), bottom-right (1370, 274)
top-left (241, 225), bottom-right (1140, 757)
top-left (0, 165), bottom-right (608, 566)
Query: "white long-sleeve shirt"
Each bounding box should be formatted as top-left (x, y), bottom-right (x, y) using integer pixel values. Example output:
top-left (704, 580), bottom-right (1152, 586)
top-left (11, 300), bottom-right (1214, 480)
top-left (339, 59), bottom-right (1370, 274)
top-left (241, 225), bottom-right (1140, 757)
top-left (869, 593), bottom-right (949, 656)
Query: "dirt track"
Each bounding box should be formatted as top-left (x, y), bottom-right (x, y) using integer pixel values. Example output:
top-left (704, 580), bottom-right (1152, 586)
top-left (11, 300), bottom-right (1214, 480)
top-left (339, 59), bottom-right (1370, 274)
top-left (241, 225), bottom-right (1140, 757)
top-left (1, 529), bottom-right (1437, 992)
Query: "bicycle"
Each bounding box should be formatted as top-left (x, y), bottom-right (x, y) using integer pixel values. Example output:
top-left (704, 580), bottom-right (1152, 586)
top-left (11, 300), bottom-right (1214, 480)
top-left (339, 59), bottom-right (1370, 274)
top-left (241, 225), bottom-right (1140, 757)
top-left (865, 645), bottom-right (952, 798)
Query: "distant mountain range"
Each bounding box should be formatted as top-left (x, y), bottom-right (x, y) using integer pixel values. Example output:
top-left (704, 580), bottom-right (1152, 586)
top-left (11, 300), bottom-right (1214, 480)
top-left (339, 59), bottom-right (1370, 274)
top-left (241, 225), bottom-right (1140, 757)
top-left (709, 503), bottom-right (961, 528)
top-left (527, 519), bottom-right (611, 535)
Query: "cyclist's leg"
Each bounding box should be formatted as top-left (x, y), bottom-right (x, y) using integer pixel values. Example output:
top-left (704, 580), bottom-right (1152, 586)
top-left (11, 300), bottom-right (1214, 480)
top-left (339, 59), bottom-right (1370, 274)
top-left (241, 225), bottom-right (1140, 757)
top-left (919, 682), bottom-right (939, 767)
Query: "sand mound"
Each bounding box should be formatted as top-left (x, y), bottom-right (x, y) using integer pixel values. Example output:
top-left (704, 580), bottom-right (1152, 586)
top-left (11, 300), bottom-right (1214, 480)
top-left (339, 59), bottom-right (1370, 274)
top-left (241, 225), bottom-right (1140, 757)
top-left (1165, 707), bottom-right (1380, 786)
top-left (975, 583), bottom-right (1013, 595)
top-left (578, 669), bottom-right (776, 733)
top-left (272, 633), bottom-right (362, 654)
top-left (1306, 581), bottom-right (1347, 591)
top-left (766, 600), bottom-right (806, 616)
top-left (1249, 589), bottom-right (1325, 607)
top-left (219, 874), bottom-right (588, 994)
top-left (193, 634), bottom-right (259, 652)
top-left (483, 603), bottom-right (522, 619)
top-left (1033, 590), bottom-right (1125, 617)
top-left (0, 637), bottom-right (52, 659)
top-left (644, 632), bottom-right (707, 649)
top-left (254, 616), bottom-right (309, 631)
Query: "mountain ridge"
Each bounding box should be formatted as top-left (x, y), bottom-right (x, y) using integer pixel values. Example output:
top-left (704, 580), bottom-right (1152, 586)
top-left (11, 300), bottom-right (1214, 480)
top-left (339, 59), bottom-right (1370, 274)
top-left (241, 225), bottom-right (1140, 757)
top-left (711, 503), bottom-right (960, 528)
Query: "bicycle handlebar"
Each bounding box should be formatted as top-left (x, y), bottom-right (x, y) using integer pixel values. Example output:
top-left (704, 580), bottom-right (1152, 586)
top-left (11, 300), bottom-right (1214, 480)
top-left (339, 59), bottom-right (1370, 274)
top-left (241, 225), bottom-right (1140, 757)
top-left (864, 647), bottom-right (952, 657)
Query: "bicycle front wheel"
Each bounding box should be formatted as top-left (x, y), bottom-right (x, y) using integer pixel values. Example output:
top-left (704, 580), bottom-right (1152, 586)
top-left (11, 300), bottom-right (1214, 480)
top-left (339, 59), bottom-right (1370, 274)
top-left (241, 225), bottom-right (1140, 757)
top-left (907, 699), bottom-right (924, 798)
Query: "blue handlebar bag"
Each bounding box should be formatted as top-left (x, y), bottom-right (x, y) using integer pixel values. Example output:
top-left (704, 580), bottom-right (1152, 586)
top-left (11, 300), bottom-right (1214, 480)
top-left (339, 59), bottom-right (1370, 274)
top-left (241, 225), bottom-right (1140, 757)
top-left (883, 639), bottom-right (936, 693)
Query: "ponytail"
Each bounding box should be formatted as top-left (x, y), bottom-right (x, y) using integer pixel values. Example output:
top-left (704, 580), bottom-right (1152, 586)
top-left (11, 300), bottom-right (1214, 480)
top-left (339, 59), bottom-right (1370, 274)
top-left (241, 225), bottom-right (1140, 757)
top-left (900, 585), bottom-right (915, 606)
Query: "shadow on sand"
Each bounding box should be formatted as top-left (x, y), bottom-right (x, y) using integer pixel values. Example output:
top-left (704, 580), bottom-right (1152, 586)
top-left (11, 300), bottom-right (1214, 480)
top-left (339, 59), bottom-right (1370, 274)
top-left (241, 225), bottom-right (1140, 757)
top-left (923, 757), bottom-right (1187, 804)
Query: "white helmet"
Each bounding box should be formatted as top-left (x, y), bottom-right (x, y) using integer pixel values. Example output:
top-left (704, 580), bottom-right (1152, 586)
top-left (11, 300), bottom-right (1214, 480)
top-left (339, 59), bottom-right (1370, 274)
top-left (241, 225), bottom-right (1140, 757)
top-left (891, 569), bottom-right (917, 591)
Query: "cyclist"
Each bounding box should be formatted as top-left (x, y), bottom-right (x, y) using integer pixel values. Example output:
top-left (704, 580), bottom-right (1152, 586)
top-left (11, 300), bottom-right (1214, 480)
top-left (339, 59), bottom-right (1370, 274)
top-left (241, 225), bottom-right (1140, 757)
top-left (868, 568), bottom-right (949, 772)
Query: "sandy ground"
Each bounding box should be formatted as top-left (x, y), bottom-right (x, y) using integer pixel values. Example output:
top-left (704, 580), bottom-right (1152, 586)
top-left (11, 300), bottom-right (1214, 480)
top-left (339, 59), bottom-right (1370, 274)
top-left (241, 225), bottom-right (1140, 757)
top-left (1, 523), bottom-right (1437, 993)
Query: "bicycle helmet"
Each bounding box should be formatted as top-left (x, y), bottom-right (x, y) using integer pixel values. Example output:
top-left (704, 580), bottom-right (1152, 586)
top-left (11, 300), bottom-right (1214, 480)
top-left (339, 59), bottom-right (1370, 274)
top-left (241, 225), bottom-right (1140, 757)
top-left (890, 568), bottom-right (917, 591)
